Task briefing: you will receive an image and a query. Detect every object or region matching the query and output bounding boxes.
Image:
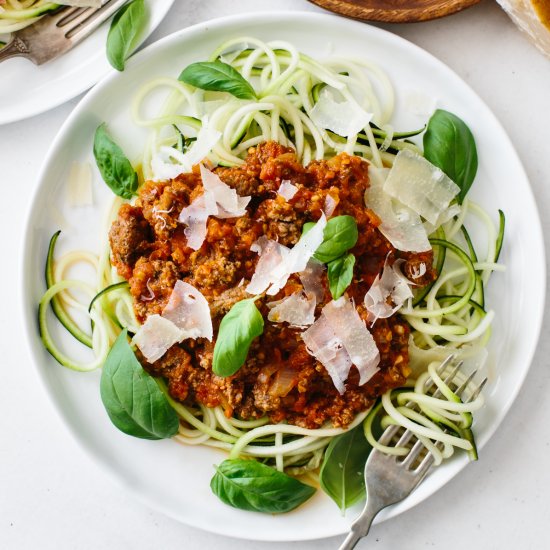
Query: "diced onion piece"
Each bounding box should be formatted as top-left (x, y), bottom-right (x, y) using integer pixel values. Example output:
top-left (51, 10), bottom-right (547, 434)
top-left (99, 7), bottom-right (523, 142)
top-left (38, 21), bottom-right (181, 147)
top-left (246, 215), bottom-right (327, 296)
top-left (324, 194), bottom-right (338, 217)
top-left (200, 164), bottom-right (250, 217)
top-left (364, 259), bottom-right (413, 323)
top-left (310, 87), bottom-right (373, 137)
top-left (365, 167), bottom-right (431, 252)
top-left (132, 315), bottom-right (184, 363)
top-left (322, 297), bottom-right (380, 385)
top-left (301, 314), bottom-right (352, 394)
top-left (268, 291), bottom-right (316, 328)
top-left (383, 149), bottom-right (460, 225)
top-left (178, 189), bottom-right (218, 250)
top-left (151, 122), bottom-right (221, 181)
top-left (277, 180), bottom-right (298, 200)
top-left (299, 259), bottom-right (325, 303)
top-left (162, 281), bottom-right (213, 341)
top-left (67, 161), bottom-right (93, 207)
top-left (268, 365), bottom-right (297, 397)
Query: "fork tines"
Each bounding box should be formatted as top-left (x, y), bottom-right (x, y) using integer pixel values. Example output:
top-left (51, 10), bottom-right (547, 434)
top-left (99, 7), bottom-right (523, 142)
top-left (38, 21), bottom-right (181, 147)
top-left (381, 355), bottom-right (487, 468)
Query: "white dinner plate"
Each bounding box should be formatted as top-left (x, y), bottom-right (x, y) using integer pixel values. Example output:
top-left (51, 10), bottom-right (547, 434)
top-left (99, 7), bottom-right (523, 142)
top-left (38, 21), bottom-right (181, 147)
top-left (0, 0), bottom-right (174, 125)
top-left (21, 12), bottom-right (545, 541)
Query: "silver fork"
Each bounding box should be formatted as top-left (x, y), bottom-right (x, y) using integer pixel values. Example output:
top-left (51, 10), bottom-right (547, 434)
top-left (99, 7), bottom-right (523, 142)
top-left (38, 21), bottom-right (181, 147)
top-left (0, 0), bottom-right (130, 65)
top-left (338, 357), bottom-right (487, 550)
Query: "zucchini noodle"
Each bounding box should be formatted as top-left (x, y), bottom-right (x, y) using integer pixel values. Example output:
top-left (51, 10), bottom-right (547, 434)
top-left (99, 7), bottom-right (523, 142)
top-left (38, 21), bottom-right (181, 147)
top-left (39, 37), bottom-right (504, 483)
top-left (0, 1), bottom-right (59, 35)
top-left (364, 361), bottom-right (485, 465)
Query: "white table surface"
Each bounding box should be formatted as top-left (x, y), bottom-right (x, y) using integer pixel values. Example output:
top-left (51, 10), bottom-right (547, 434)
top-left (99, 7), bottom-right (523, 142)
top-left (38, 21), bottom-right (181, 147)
top-left (2, 1), bottom-right (549, 549)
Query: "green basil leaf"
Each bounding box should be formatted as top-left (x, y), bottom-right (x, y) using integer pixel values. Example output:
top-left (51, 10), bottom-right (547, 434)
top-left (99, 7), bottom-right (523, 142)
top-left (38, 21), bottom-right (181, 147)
top-left (319, 425), bottom-right (372, 512)
top-left (303, 215), bottom-right (358, 263)
top-left (100, 330), bottom-right (179, 440)
top-left (423, 109), bottom-right (478, 204)
top-left (178, 61), bottom-right (257, 100)
top-left (93, 123), bottom-right (138, 199)
top-left (106, 0), bottom-right (147, 71)
top-left (213, 298), bottom-right (264, 377)
top-left (211, 459), bottom-right (316, 514)
top-left (327, 253), bottom-right (355, 300)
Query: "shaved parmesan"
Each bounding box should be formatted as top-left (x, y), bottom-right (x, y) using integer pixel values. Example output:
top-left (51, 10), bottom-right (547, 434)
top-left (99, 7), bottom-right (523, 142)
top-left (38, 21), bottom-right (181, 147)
top-left (151, 146), bottom-right (190, 181)
top-left (151, 122), bottom-right (221, 181)
top-left (364, 259), bottom-right (413, 323)
top-left (247, 237), bottom-right (291, 295)
top-left (246, 215), bottom-right (327, 296)
top-left (410, 262), bottom-right (427, 280)
top-left (179, 165), bottom-right (250, 250)
top-left (310, 87), bottom-right (372, 137)
top-left (322, 298), bottom-right (380, 385)
top-left (302, 297), bottom-right (380, 393)
top-left (277, 180), bottom-right (298, 200)
top-left (200, 164), bottom-right (250, 217)
top-left (132, 315), bottom-right (184, 364)
top-left (162, 281), bottom-right (213, 341)
top-left (67, 161), bottom-right (93, 207)
top-left (280, 213), bottom-right (327, 284)
top-left (423, 203), bottom-right (461, 235)
top-left (384, 149), bottom-right (460, 225)
top-left (301, 315), bottom-right (351, 394)
top-left (178, 188), bottom-right (218, 250)
top-left (132, 282), bottom-right (213, 362)
top-left (365, 167), bottom-right (431, 252)
top-left (268, 292), bottom-right (316, 328)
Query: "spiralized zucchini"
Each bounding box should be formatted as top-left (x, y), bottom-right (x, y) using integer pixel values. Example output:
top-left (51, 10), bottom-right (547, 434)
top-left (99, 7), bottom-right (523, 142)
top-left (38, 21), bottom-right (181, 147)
top-left (0, 1), bottom-right (59, 35)
top-left (39, 37), bottom-right (504, 476)
top-left (131, 37), bottom-right (420, 177)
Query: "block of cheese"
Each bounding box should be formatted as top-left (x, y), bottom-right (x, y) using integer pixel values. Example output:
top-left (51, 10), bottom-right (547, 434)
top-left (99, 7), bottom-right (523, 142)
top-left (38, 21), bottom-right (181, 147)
top-left (497, 0), bottom-right (550, 58)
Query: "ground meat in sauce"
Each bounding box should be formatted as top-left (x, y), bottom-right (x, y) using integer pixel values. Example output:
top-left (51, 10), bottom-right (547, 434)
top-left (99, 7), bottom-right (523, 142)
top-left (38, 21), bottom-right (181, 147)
top-left (109, 141), bottom-right (436, 429)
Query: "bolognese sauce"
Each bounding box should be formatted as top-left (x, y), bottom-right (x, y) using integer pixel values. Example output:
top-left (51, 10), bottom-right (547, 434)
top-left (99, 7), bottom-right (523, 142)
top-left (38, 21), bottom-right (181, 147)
top-left (109, 141), bottom-right (435, 429)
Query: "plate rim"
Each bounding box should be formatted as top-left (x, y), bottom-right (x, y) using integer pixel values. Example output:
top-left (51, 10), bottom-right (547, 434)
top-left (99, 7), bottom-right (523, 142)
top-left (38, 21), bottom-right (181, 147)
top-left (21, 10), bottom-right (547, 541)
top-left (0, 0), bottom-right (175, 126)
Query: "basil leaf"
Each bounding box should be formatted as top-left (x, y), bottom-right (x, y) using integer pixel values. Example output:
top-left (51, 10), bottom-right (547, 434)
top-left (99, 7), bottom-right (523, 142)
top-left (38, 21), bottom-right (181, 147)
top-left (213, 298), bottom-right (264, 377)
top-left (319, 425), bottom-right (372, 512)
top-left (423, 109), bottom-right (478, 204)
top-left (106, 0), bottom-right (147, 71)
top-left (100, 330), bottom-right (179, 440)
top-left (93, 123), bottom-right (138, 199)
top-left (178, 61), bottom-right (257, 100)
top-left (303, 215), bottom-right (358, 263)
top-left (327, 253), bottom-right (355, 300)
top-left (211, 459), bottom-right (316, 513)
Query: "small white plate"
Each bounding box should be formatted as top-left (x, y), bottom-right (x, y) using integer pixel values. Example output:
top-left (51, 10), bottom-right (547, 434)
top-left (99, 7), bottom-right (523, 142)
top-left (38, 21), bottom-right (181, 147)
top-left (21, 11), bottom-right (545, 542)
top-left (0, 0), bottom-right (174, 125)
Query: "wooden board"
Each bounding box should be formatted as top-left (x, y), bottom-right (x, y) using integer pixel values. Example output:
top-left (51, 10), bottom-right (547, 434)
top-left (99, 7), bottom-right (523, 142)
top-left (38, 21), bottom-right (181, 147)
top-left (307, 0), bottom-right (482, 23)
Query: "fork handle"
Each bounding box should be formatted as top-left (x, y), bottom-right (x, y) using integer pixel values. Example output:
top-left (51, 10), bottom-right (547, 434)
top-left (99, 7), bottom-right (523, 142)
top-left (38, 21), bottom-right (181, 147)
top-left (0, 37), bottom-right (32, 64)
top-left (338, 499), bottom-right (381, 550)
